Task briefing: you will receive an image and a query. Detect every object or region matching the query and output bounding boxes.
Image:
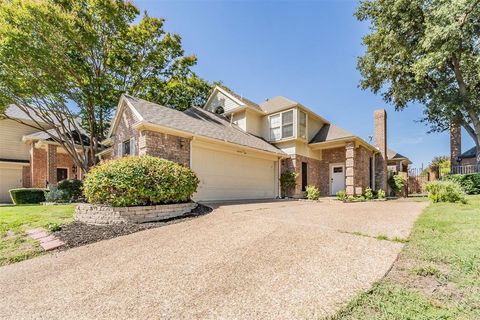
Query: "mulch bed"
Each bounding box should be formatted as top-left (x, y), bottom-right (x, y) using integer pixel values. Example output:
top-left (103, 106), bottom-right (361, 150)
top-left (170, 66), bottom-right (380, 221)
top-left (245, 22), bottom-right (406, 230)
top-left (54, 204), bottom-right (212, 250)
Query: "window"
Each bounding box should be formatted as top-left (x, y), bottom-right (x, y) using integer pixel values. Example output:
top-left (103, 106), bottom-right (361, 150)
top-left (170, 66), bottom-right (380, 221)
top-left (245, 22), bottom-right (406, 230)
top-left (269, 110), bottom-right (294, 141)
top-left (119, 137), bottom-right (135, 156)
top-left (298, 111), bottom-right (307, 139)
top-left (57, 168), bottom-right (68, 182)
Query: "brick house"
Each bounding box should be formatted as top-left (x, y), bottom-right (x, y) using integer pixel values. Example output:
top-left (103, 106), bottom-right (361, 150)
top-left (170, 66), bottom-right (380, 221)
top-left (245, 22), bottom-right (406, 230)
top-left (0, 106), bottom-right (83, 202)
top-left (99, 86), bottom-right (409, 201)
top-left (449, 123), bottom-right (478, 169)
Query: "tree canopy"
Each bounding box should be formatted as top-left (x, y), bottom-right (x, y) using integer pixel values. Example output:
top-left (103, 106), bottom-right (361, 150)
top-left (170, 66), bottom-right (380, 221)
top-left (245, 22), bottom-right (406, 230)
top-left (356, 0), bottom-right (480, 161)
top-left (0, 0), bottom-right (215, 171)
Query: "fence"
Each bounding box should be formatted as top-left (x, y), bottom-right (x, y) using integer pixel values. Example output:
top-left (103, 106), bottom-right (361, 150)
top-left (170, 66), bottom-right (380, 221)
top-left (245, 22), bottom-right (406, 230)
top-left (451, 164), bottom-right (480, 174)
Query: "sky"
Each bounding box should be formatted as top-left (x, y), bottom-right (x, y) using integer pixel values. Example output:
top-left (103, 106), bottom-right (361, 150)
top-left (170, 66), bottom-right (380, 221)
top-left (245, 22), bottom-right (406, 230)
top-left (134, 0), bottom-right (474, 168)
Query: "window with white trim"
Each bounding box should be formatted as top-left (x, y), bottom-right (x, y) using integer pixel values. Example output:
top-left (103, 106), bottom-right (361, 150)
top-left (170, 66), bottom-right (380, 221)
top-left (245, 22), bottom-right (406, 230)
top-left (269, 110), bottom-right (294, 141)
top-left (298, 110), bottom-right (307, 139)
top-left (119, 137), bottom-right (135, 156)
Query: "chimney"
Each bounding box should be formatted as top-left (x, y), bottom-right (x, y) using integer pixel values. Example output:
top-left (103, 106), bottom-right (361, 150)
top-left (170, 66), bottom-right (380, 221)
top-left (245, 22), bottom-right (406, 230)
top-left (450, 123), bottom-right (461, 167)
top-left (374, 109), bottom-right (388, 191)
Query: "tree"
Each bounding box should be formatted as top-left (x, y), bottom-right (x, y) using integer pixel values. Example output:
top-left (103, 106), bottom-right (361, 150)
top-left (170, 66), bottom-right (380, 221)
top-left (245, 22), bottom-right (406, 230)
top-left (0, 0), bottom-right (214, 173)
top-left (356, 0), bottom-right (480, 163)
top-left (423, 155), bottom-right (451, 175)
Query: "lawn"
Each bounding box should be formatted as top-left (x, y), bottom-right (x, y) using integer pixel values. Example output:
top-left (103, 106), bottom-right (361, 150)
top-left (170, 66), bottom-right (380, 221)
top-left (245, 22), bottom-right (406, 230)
top-left (327, 195), bottom-right (480, 319)
top-left (0, 204), bottom-right (75, 266)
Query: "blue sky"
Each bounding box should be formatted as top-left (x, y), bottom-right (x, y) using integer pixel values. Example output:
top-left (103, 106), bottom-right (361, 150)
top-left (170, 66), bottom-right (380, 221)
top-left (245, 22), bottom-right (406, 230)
top-left (135, 0), bottom-right (473, 167)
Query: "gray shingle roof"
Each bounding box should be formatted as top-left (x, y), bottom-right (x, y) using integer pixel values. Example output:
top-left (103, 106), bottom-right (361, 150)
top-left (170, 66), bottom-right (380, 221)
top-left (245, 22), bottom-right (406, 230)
top-left (459, 146), bottom-right (476, 159)
top-left (3, 104), bottom-right (48, 123)
top-left (309, 124), bottom-right (355, 144)
top-left (218, 86), bottom-right (263, 112)
top-left (259, 96), bottom-right (298, 114)
top-left (124, 95), bottom-right (286, 156)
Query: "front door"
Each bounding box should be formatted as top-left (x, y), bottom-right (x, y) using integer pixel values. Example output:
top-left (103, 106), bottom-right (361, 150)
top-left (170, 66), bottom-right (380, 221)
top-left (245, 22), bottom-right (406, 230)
top-left (330, 164), bottom-right (345, 195)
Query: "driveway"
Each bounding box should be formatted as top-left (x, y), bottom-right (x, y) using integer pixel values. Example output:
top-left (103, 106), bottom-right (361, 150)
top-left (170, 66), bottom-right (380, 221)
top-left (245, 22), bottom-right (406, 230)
top-left (0, 199), bottom-right (427, 319)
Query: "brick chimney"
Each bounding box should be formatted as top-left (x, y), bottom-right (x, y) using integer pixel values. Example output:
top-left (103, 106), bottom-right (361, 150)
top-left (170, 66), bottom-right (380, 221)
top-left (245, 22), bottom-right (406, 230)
top-left (374, 109), bottom-right (388, 191)
top-left (450, 123), bottom-right (461, 168)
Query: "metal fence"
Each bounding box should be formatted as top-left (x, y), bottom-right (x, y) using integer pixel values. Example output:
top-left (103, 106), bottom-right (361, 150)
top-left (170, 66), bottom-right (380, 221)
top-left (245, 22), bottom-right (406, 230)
top-left (451, 164), bottom-right (480, 174)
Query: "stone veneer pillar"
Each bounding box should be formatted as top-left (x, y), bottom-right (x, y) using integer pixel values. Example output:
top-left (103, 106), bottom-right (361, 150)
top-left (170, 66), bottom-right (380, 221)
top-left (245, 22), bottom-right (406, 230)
top-left (374, 109), bottom-right (388, 191)
top-left (450, 123), bottom-right (461, 168)
top-left (47, 144), bottom-right (57, 186)
top-left (345, 141), bottom-right (355, 196)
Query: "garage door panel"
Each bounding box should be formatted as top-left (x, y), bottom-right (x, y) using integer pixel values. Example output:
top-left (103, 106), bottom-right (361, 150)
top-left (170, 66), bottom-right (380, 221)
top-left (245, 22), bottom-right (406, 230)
top-left (0, 168), bottom-right (23, 203)
top-left (192, 146), bottom-right (276, 201)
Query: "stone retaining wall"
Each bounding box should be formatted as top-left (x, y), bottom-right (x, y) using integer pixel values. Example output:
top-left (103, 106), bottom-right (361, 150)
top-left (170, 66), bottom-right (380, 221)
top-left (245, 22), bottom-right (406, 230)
top-left (75, 202), bottom-right (197, 225)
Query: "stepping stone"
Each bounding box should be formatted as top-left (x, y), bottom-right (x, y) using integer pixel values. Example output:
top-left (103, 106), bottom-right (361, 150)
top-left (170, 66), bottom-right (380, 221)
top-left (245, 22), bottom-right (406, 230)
top-left (26, 228), bottom-right (45, 235)
top-left (29, 231), bottom-right (49, 240)
top-left (38, 235), bottom-right (56, 243)
top-left (40, 239), bottom-right (65, 251)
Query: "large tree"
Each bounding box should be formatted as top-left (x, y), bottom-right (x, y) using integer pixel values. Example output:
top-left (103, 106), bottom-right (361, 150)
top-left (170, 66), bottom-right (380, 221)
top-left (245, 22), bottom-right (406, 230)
top-left (356, 0), bottom-right (480, 163)
top-left (0, 0), bottom-right (214, 173)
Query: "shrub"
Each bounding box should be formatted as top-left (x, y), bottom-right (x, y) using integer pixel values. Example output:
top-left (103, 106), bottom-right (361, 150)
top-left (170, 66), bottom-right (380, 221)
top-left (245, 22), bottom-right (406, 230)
top-left (443, 173), bottom-right (480, 195)
top-left (57, 179), bottom-right (83, 201)
top-left (280, 171), bottom-right (297, 197)
top-left (44, 186), bottom-right (69, 203)
top-left (305, 185), bottom-right (320, 200)
top-left (336, 190), bottom-right (347, 201)
top-left (377, 189), bottom-right (386, 199)
top-left (363, 187), bottom-right (374, 200)
top-left (425, 180), bottom-right (467, 204)
top-left (388, 174), bottom-right (406, 195)
top-left (83, 156), bottom-right (199, 207)
top-left (9, 188), bottom-right (46, 204)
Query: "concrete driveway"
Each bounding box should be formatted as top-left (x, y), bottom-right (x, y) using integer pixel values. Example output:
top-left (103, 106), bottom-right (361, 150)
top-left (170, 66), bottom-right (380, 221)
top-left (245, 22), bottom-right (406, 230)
top-left (0, 199), bottom-right (427, 319)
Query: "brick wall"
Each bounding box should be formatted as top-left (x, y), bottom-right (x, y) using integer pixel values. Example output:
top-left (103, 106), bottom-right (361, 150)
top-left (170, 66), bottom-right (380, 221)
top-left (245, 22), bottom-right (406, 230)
top-left (374, 109), bottom-right (388, 191)
top-left (281, 155), bottom-right (321, 197)
top-left (113, 104), bottom-right (140, 157)
top-left (57, 152), bottom-right (76, 179)
top-left (450, 123), bottom-right (461, 167)
top-left (354, 145), bottom-right (374, 194)
top-left (22, 166), bottom-right (31, 188)
top-left (320, 147), bottom-right (346, 196)
top-left (31, 146), bottom-right (47, 188)
top-left (138, 130), bottom-right (191, 167)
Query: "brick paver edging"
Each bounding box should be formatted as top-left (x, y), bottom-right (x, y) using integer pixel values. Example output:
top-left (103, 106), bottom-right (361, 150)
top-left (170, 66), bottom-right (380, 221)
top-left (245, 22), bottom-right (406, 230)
top-left (75, 202), bottom-right (198, 225)
top-left (26, 228), bottom-right (65, 251)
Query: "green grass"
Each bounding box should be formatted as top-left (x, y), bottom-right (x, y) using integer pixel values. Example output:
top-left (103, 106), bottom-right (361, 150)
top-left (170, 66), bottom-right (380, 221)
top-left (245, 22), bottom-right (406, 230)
top-left (326, 195), bottom-right (480, 319)
top-left (0, 204), bottom-right (75, 266)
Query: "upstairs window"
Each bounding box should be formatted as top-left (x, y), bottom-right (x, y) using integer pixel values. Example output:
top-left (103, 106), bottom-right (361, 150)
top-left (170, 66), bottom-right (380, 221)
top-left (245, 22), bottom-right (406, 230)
top-left (298, 111), bottom-right (307, 139)
top-left (269, 110), bottom-right (294, 141)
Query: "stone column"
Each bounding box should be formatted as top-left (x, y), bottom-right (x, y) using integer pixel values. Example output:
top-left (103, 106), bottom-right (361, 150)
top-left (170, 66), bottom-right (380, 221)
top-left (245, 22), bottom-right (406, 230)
top-left (374, 109), bottom-right (388, 191)
top-left (345, 141), bottom-right (355, 196)
top-left (450, 123), bottom-right (461, 168)
top-left (47, 144), bottom-right (57, 187)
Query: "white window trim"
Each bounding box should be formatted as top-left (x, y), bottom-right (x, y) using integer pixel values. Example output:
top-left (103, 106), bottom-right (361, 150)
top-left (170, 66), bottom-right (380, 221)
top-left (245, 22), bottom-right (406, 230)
top-left (298, 110), bottom-right (308, 140)
top-left (269, 109), bottom-right (295, 141)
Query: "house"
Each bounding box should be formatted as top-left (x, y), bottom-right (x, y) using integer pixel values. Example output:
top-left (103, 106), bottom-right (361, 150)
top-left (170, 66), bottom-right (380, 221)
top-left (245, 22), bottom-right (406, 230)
top-left (101, 86), bottom-right (408, 201)
top-left (449, 123), bottom-right (478, 170)
top-left (387, 149), bottom-right (412, 173)
top-left (0, 105), bottom-right (83, 202)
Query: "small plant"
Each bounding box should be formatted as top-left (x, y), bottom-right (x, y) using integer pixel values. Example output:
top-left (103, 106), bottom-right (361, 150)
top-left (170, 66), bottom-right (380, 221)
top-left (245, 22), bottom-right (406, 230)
top-left (376, 234), bottom-right (388, 241)
top-left (346, 195), bottom-right (356, 202)
top-left (336, 190), bottom-right (347, 201)
top-left (57, 179), bottom-right (83, 201)
top-left (44, 186), bottom-right (68, 203)
top-left (305, 185), bottom-right (320, 200)
top-left (356, 195), bottom-right (366, 202)
top-left (377, 189), bottom-right (386, 200)
top-left (280, 171), bottom-right (297, 197)
top-left (46, 222), bottom-right (61, 232)
top-left (363, 187), bottom-right (374, 200)
top-left (425, 180), bottom-right (467, 204)
top-left (388, 174), bottom-right (406, 196)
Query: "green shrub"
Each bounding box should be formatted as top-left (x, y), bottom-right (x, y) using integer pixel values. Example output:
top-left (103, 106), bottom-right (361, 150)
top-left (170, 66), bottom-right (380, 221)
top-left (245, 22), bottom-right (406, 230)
top-left (46, 222), bottom-right (61, 232)
top-left (363, 187), bottom-right (374, 200)
top-left (9, 188), bottom-right (46, 204)
top-left (305, 185), bottom-right (320, 200)
top-left (443, 173), bottom-right (480, 195)
top-left (44, 186), bottom-right (68, 203)
top-left (336, 190), bottom-right (347, 201)
top-left (57, 179), bottom-right (83, 201)
top-left (388, 174), bottom-right (406, 195)
top-left (280, 171), bottom-right (297, 196)
top-left (83, 156), bottom-right (199, 207)
top-left (425, 180), bottom-right (467, 204)
top-left (377, 189), bottom-right (386, 199)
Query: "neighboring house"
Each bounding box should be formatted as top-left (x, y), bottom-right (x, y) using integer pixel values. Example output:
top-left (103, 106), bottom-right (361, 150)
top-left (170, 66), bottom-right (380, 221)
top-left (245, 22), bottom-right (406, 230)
top-left (0, 105), bottom-right (83, 202)
top-left (449, 124), bottom-right (478, 168)
top-left (387, 149), bottom-right (412, 173)
top-left (102, 86), bottom-right (410, 201)
top-left (456, 147), bottom-right (478, 166)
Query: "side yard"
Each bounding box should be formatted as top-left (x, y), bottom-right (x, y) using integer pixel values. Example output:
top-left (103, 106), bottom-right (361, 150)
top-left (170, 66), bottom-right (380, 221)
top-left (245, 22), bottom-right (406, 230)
top-left (328, 195), bottom-right (480, 319)
top-left (0, 205), bottom-right (75, 266)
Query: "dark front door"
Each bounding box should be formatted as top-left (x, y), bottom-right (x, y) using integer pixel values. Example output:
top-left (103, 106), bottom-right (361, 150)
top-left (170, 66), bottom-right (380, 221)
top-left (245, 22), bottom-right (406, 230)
top-left (301, 162), bottom-right (308, 191)
top-left (57, 168), bottom-right (68, 182)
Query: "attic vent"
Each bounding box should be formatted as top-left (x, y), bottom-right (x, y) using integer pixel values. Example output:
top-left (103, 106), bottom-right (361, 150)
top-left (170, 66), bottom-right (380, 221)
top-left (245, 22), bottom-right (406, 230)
top-left (214, 106), bottom-right (224, 114)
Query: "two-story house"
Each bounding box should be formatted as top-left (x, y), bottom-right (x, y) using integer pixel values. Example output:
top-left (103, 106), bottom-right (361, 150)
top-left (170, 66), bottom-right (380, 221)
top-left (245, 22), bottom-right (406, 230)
top-left (101, 86), bottom-right (409, 201)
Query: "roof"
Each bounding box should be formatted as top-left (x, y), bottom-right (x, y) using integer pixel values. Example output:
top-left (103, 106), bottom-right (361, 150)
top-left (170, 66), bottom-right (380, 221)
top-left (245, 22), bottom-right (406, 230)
top-left (3, 104), bottom-right (49, 123)
top-left (123, 95), bottom-right (287, 156)
top-left (309, 124), bottom-right (355, 144)
top-left (217, 86), bottom-right (263, 112)
top-left (387, 149), bottom-right (412, 164)
top-left (459, 146), bottom-right (476, 159)
top-left (259, 96), bottom-right (298, 114)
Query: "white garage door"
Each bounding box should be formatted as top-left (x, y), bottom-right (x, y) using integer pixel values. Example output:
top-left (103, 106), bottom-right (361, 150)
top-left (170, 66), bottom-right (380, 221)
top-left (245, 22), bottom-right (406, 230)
top-left (192, 145), bottom-right (277, 201)
top-left (0, 167), bottom-right (23, 203)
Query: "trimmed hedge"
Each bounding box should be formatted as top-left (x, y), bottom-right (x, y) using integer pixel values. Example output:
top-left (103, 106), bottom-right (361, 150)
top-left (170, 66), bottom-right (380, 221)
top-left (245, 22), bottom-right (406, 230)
top-left (9, 188), bottom-right (46, 204)
top-left (443, 173), bottom-right (480, 195)
top-left (83, 156), bottom-right (199, 207)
